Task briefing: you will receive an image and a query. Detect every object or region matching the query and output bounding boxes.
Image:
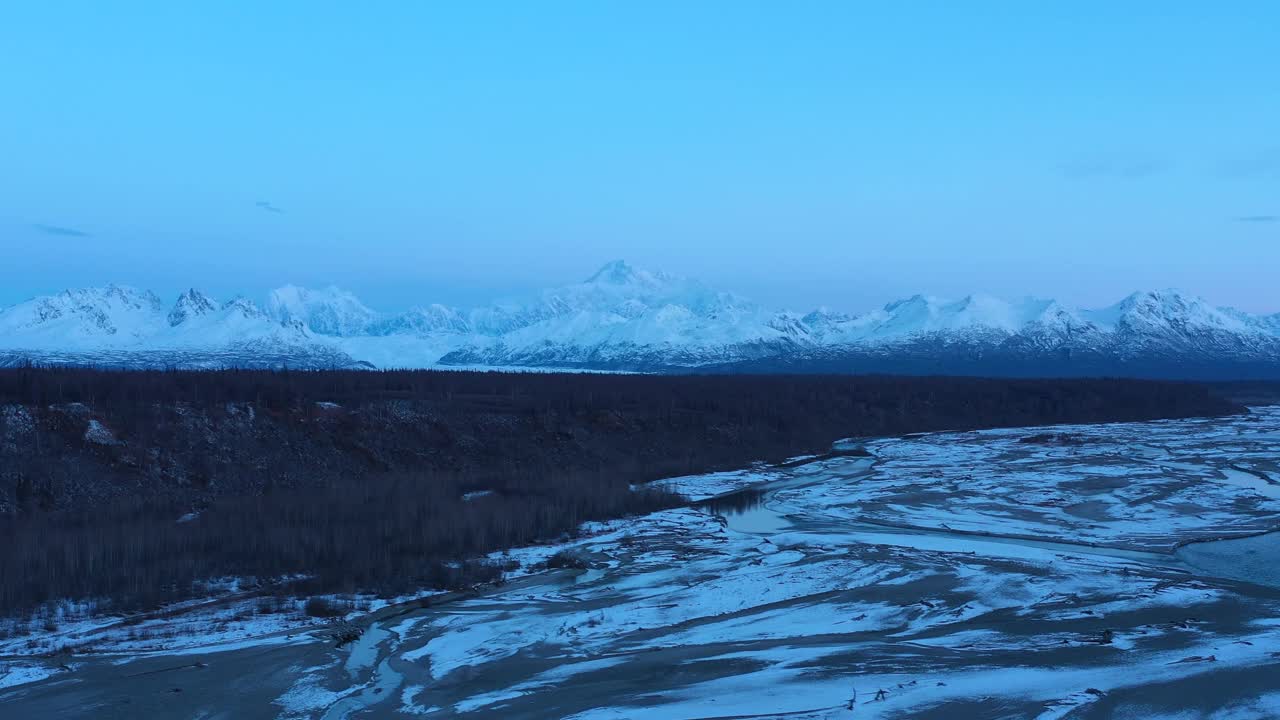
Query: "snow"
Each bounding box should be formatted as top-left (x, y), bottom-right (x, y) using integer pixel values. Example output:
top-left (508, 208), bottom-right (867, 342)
top-left (650, 467), bottom-right (776, 501)
top-left (1086, 289), bottom-right (1261, 334)
top-left (343, 623), bottom-right (390, 677)
top-left (828, 293), bottom-right (1061, 341)
top-left (167, 288), bottom-right (218, 326)
top-left (0, 598), bottom-right (314, 658)
top-left (0, 662), bottom-right (57, 690)
top-left (252, 407), bottom-right (1280, 718)
top-left (0, 285), bottom-right (164, 347)
top-left (0, 584), bottom-right (443, 659)
top-left (0, 284), bottom-right (320, 364)
top-left (451, 657), bottom-right (628, 713)
top-left (816, 407), bottom-right (1280, 551)
top-left (1216, 466), bottom-right (1280, 499)
top-left (275, 662), bottom-right (361, 716)
top-left (7, 409), bottom-right (1280, 716)
top-left (83, 419), bottom-right (120, 445)
top-left (266, 285), bottom-right (379, 337)
top-left (4, 262), bottom-right (1278, 369)
top-left (399, 685), bottom-right (440, 715)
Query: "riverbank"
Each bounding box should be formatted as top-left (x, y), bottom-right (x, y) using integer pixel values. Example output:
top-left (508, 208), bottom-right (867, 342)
top-left (5, 407), bottom-right (1280, 718)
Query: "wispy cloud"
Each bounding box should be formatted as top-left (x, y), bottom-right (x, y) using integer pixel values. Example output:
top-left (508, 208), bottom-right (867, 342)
top-left (1218, 148), bottom-right (1280, 179)
top-left (256, 200), bottom-right (284, 214)
top-left (33, 223), bottom-right (91, 237)
top-left (1235, 215), bottom-right (1277, 223)
top-left (1058, 154), bottom-right (1166, 180)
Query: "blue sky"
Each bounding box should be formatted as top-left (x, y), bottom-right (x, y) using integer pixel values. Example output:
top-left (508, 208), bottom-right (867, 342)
top-left (1, 2), bottom-right (1277, 312)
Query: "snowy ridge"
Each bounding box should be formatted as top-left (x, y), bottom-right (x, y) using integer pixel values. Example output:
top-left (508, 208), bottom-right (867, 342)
top-left (0, 285), bottom-right (363, 370)
top-left (266, 285), bottom-right (380, 337)
top-left (1, 262), bottom-right (1279, 377)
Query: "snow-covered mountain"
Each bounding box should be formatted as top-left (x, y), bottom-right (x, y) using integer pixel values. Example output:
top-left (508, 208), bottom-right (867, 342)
top-left (2, 262), bottom-right (1279, 378)
top-left (266, 285), bottom-right (380, 337)
top-left (0, 285), bottom-right (363, 369)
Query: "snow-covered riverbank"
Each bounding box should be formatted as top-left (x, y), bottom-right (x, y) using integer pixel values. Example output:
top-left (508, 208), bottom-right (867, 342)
top-left (4, 408), bottom-right (1280, 718)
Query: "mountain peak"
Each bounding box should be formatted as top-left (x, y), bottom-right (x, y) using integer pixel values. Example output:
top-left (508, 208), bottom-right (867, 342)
top-left (168, 289), bottom-right (218, 326)
top-left (883, 294), bottom-right (940, 313)
top-left (1118, 288), bottom-right (1189, 306)
top-left (585, 260), bottom-right (641, 285)
top-left (583, 260), bottom-right (677, 287)
top-left (221, 297), bottom-right (264, 318)
top-left (60, 284), bottom-right (164, 313)
top-left (266, 285), bottom-right (378, 336)
top-left (1107, 289), bottom-right (1210, 319)
top-left (3, 274), bottom-right (1279, 376)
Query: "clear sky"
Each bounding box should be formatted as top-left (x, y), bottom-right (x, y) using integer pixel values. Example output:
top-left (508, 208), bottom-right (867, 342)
top-left (1, 2), bottom-right (1277, 313)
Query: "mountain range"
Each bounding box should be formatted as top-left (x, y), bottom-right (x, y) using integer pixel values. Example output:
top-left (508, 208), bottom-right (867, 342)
top-left (2, 261), bottom-right (1279, 379)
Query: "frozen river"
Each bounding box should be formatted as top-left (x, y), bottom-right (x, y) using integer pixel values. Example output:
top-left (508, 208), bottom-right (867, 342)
top-left (1177, 531), bottom-right (1280, 590)
top-left (4, 408), bottom-right (1280, 719)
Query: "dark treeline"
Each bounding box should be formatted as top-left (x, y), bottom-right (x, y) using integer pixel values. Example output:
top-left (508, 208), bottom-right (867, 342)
top-left (0, 368), bottom-right (1242, 617)
top-left (1, 473), bottom-right (677, 617)
top-left (1205, 380), bottom-right (1280, 406)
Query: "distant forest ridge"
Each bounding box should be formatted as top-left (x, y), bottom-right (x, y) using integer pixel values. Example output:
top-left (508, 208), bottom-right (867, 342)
top-left (0, 366), bottom-right (1250, 414)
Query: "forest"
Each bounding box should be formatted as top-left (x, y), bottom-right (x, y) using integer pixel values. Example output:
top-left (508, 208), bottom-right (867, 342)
top-left (0, 367), bottom-right (1243, 617)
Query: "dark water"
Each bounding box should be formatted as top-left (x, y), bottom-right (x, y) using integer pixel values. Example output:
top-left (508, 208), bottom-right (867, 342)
top-left (1176, 531), bottom-right (1280, 589)
top-left (700, 488), bottom-right (766, 515)
top-left (700, 488), bottom-right (792, 533)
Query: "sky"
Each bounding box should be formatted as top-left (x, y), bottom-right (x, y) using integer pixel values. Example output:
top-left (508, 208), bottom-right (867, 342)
top-left (1, 2), bottom-right (1277, 314)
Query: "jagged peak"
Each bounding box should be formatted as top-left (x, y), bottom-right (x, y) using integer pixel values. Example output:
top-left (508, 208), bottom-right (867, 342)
top-left (585, 260), bottom-right (638, 284)
top-left (168, 289), bottom-right (218, 326)
top-left (801, 307), bottom-right (853, 324)
top-left (378, 304), bottom-right (472, 335)
top-left (583, 260), bottom-right (675, 288)
top-left (54, 284), bottom-right (163, 311)
top-left (883, 294), bottom-right (942, 313)
top-left (222, 297), bottom-right (265, 318)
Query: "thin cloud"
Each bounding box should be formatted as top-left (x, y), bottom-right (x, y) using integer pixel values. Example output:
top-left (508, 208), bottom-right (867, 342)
top-left (256, 200), bottom-right (284, 214)
top-left (1218, 148), bottom-right (1280, 179)
top-left (1235, 215), bottom-right (1277, 223)
top-left (1058, 156), bottom-right (1166, 180)
top-left (33, 223), bottom-right (91, 237)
